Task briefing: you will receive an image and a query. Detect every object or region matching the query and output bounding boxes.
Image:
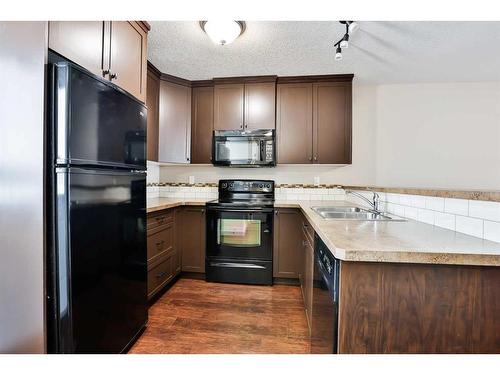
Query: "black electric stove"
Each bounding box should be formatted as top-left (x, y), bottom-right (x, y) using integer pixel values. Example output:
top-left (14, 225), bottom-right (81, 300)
top-left (205, 180), bottom-right (275, 285)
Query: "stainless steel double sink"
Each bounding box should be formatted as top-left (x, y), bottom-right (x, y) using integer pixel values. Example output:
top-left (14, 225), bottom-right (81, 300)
top-left (311, 206), bottom-right (406, 221)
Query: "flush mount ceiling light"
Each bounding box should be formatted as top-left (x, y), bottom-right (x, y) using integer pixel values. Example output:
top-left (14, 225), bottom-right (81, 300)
top-left (334, 21), bottom-right (359, 61)
top-left (199, 21), bottom-right (246, 46)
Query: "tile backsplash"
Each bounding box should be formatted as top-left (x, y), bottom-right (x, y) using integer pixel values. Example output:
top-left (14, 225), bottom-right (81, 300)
top-left (147, 182), bottom-right (500, 244)
top-left (347, 190), bottom-right (500, 244)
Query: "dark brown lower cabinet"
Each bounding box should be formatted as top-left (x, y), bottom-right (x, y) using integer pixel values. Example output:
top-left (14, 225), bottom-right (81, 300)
top-left (338, 261), bottom-right (500, 353)
top-left (273, 209), bottom-right (303, 278)
top-left (146, 208), bottom-right (180, 300)
top-left (177, 207), bottom-right (206, 273)
top-left (147, 249), bottom-right (176, 300)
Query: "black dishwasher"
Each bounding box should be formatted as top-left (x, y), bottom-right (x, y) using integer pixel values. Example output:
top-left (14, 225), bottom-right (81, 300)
top-left (311, 233), bottom-right (340, 354)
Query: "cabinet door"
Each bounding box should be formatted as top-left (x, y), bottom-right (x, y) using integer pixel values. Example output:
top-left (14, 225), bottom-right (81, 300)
top-left (159, 80), bottom-right (192, 163)
top-left (191, 86), bottom-right (214, 164)
top-left (48, 21), bottom-right (105, 77)
top-left (273, 209), bottom-right (302, 278)
top-left (276, 83), bottom-right (313, 164)
top-left (109, 21), bottom-right (147, 102)
top-left (313, 82), bottom-right (352, 164)
top-left (146, 68), bottom-right (160, 161)
top-left (180, 208), bottom-right (206, 273)
top-left (213, 84), bottom-right (244, 130)
top-left (244, 82), bottom-right (276, 130)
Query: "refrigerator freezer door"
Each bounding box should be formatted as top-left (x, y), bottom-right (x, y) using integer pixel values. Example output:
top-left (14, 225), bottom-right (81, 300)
top-left (49, 167), bottom-right (147, 353)
top-left (52, 62), bottom-right (147, 169)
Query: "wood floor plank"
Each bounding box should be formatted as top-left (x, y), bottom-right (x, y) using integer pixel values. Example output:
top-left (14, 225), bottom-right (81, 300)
top-left (129, 278), bottom-right (310, 354)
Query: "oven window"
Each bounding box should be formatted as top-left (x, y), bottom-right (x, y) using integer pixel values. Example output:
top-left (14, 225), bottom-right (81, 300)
top-left (217, 219), bottom-right (261, 247)
top-left (215, 140), bottom-right (260, 162)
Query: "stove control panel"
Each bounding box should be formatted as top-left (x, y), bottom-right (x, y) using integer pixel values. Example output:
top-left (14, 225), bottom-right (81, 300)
top-left (219, 180), bottom-right (274, 193)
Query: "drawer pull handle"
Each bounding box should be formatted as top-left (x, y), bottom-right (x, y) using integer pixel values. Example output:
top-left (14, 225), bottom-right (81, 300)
top-left (156, 271), bottom-right (168, 279)
top-left (210, 262), bottom-right (266, 269)
top-left (155, 240), bottom-right (165, 249)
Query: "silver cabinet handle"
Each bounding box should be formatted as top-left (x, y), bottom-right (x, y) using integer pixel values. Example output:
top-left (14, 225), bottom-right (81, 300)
top-left (314, 156), bottom-right (317, 161)
top-left (110, 72), bottom-right (118, 80)
top-left (210, 262), bottom-right (266, 269)
top-left (102, 70), bottom-right (110, 77)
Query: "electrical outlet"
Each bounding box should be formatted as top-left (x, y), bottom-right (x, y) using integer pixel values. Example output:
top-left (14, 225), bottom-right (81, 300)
top-left (189, 176), bottom-right (195, 184)
top-left (314, 176), bottom-right (320, 186)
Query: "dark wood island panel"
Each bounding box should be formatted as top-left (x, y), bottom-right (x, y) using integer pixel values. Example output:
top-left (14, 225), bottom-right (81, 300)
top-left (338, 261), bottom-right (500, 353)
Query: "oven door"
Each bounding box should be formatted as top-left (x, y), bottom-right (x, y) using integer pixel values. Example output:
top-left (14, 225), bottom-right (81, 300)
top-left (212, 136), bottom-right (275, 167)
top-left (206, 207), bottom-right (273, 260)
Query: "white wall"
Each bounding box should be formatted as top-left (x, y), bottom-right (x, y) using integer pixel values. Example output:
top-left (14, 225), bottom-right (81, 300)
top-left (375, 82), bottom-right (500, 190)
top-left (158, 84), bottom-right (378, 185)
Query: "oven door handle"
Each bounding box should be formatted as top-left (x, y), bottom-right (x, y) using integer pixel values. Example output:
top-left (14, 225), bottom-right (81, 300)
top-left (209, 262), bottom-right (267, 269)
top-left (206, 207), bottom-right (274, 213)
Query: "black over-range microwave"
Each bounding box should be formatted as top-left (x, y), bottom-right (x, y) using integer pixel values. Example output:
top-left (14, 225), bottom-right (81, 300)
top-left (212, 129), bottom-right (276, 167)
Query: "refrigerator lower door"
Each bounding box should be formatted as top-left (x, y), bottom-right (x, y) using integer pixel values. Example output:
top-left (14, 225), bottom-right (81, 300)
top-left (49, 167), bottom-right (147, 353)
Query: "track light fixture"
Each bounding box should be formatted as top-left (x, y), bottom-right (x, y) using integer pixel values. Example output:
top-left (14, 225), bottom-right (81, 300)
top-left (335, 46), bottom-right (343, 61)
top-left (334, 21), bottom-right (358, 61)
top-left (340, 33), bottom-right (349, 48)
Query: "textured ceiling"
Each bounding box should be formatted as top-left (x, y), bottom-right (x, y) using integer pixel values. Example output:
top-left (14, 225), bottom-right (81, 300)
top-left (148, 21), bottom-right (500, 84)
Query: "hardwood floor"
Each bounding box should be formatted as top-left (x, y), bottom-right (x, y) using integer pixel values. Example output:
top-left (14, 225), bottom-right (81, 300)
top-left (129, 278), bottom-right (310, 354)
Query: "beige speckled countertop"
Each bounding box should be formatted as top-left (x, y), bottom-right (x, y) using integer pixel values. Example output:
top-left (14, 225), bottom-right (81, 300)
top-left (147, 197), bottom-right (500, 266)
top-left (147, 197), bottom-right (209, 213)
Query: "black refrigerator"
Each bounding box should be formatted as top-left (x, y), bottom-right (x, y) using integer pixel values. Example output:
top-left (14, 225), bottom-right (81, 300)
top-left (46, 57), bottom-right (148, 353)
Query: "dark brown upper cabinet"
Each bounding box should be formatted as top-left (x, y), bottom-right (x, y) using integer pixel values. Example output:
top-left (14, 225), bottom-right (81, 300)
top-left (313, 82), bottom-right (352, 164)
top-left (48, 21), bottom-right (149, 102)
top-left (48, 21), bottom-right (106, 78)
top-left (108, 21), bottom-right (148, 103)
top-left (277, 75), bottom-right (353, 164)
top-left (213, 84), bottom-right (245, 130)
top-left (244, 82), bottom-right (276, 130)
top-left (276, 83), bottom-right (313, 164)
top-left (213, 77), bottom-right (277, 131)
top-left (146, 63), bottom-right (160, 161)
top-left (158, 80), bottom-right (192, 163)
top-left (191, 85), bottom-right (214, 164)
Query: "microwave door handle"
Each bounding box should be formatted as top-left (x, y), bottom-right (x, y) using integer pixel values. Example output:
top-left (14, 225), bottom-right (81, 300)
top-left (260, 140), bottom-right (265, 162)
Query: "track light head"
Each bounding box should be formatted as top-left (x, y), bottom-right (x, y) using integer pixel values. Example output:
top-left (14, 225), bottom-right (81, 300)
top-left (340, 33), bottom-right (349, 48)
top-left (335, 46), bottom-right (343, 61)
top-left (348, 21), bottom-right (359, 34)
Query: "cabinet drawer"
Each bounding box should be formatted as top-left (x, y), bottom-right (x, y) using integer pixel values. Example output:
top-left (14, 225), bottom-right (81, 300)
top-left (147, 209), bottom-right (174, 230)
top-left (147, 221), bottom-right (174, 261)
top-left (147, 251), bottom-right (174, 300)
top-left (148, 222), bottom-right (174, 261)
